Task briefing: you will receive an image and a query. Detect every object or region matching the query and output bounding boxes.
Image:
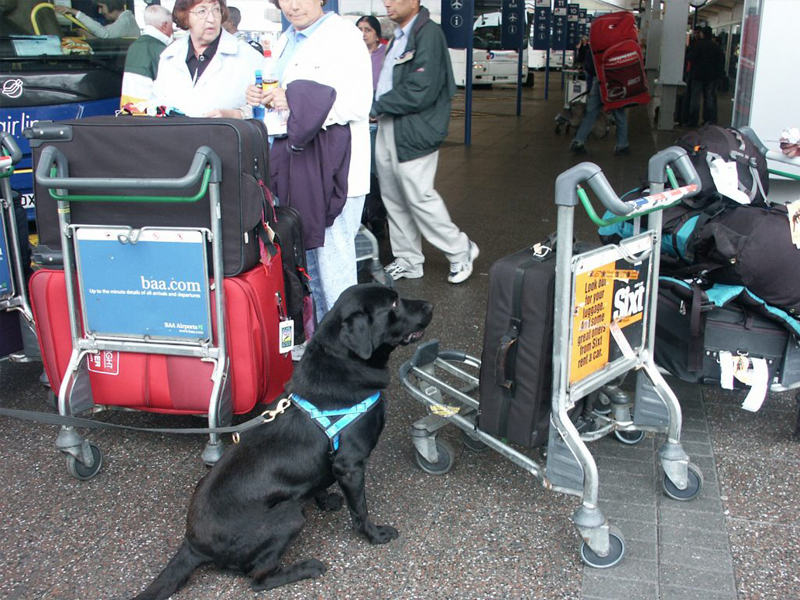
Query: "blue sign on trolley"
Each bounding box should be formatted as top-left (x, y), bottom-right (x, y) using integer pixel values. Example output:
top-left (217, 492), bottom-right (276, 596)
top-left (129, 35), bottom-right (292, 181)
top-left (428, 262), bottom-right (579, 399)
top-left (75, 228), bottom-right (211, 342)
top-left (0, 213), bottom-right (13, 301)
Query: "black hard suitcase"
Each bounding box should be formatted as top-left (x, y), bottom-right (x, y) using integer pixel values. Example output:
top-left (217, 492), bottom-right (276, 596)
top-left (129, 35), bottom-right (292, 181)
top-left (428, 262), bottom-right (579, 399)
top-left (27, 116), bottom-right (270, 277)
top-left (654, 280), bottom-right (800, 389)
top-left (478, 245), bottom-right (559, 449)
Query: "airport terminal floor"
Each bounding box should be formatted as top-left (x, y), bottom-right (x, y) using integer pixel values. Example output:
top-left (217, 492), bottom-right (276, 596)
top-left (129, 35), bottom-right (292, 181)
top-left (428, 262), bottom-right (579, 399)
top-left (2, 74), bottom-right (799, 599)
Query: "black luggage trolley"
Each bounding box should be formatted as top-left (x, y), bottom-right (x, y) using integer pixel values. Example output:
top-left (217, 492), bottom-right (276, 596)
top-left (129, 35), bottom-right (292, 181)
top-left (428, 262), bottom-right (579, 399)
top-left (400, 147), bottom-right (705, 567)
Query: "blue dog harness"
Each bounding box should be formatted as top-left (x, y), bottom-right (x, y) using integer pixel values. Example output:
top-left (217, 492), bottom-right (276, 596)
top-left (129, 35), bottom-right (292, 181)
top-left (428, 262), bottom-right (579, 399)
top-left (291, 392), bottom-right (381, 454)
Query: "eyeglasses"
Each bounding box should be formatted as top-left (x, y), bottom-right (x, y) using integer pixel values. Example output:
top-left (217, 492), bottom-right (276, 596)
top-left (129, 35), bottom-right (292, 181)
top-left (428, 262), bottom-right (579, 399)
top-left (189, 6), bottom-right (222, 19)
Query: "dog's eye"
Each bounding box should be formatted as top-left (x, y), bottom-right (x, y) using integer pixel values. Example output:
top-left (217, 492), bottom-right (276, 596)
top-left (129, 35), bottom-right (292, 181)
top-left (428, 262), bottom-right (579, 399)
top-left (391, 300), bottom-right (398, 308)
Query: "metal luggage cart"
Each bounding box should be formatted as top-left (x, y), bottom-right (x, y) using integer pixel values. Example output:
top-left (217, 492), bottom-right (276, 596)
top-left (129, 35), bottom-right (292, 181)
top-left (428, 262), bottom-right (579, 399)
top-left (554, 69), bottom-right (610, 138)
top-left (35, 145), bottom-right (231, 479)
top-left (0, 133), bottom-right (38, 361)
top-left (400, 147), bottom-right (704, 567)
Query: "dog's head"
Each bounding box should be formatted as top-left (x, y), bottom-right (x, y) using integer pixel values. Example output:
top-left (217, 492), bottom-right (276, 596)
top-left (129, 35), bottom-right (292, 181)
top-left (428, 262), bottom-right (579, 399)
top-left (334, 284), bottom-right (433, 361)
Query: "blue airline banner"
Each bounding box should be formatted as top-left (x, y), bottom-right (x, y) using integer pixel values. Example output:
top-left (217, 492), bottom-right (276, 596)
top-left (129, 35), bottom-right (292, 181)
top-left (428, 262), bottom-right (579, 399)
top-left (75, 228), bottom-right (211, 341)
top-left (0, 213), bottom-right (13, 300)
top-left (567, 4), bottom-right (580, 49)
top-left (501, 0), bottom-right (525, 49)
top-left (552, 0), bottom-right (567, 51)
top-left (442, 0), bottom-right (473, 49)
top-left (532, 0), bottom-right (550, 51)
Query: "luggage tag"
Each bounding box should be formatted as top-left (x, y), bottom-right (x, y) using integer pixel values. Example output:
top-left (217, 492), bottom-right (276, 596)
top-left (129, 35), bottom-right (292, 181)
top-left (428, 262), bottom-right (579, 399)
top-left (718, 351), bottom-right (769, 412)
top-left (787, 200), bottom-right (800, 249)
top-left (708, 158), bottom-right (751, 205)
top-left (276, 292), bottom-right (294, 354)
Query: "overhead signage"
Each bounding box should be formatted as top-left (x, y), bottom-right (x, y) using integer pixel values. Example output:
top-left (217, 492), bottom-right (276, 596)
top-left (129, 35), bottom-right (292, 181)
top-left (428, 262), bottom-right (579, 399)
top-left (552, 0), bottom-right (568, 51)
top-left (501, 0), bottom-right (525, 50)
top-left (567, 3), bottom-right (580, 49)
top-left (579, 8), bottom-right (588, 37)
top-left (532, 0), bottom-right (551, 51)
top-left (442, 0), bottom-right (473, 49)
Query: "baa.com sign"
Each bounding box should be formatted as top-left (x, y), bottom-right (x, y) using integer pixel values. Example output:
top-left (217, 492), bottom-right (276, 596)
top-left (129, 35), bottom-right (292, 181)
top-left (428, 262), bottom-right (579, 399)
top-left (75, 228), bottom-right (211, 341)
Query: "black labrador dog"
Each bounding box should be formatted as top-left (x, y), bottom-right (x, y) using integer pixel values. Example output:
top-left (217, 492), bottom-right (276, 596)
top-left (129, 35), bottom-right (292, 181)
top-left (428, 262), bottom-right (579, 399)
top-left (132, 284), bottom-right (433, 599)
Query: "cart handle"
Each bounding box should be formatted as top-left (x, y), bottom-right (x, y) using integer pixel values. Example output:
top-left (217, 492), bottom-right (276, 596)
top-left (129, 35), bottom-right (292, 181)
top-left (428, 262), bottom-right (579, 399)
top-left (36, 145), bottom-right (221, 203)
top-left (1, 132), bottom-right (23, 178)
top-left (739, 126), bottom-right (800, 181)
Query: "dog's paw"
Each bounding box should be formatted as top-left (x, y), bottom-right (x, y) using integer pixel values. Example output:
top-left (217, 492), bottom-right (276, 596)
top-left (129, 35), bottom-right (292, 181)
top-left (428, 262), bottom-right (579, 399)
top-left (366, 524), bottom-right (399, 545)
top-left (315, 492), bottom-right (344, 512)
top-left (303, 558), bottom-right (327, 578)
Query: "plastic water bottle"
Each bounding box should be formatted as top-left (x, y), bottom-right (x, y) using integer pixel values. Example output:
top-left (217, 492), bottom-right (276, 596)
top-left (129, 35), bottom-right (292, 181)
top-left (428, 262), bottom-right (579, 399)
top-left (253, 70), bottom-right (265, 120)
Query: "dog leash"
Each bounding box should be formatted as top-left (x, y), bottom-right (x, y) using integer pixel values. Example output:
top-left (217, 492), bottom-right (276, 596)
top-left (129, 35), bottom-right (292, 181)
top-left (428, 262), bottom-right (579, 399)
top-left (0, 397), bottom-right (292, 438)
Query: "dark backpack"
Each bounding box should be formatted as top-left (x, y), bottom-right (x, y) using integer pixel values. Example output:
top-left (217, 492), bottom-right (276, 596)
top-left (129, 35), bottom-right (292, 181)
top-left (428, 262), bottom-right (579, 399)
top-left (271, 205), bottom-right (313, 344)
top-left (675, 124), bottom-right (770, 208)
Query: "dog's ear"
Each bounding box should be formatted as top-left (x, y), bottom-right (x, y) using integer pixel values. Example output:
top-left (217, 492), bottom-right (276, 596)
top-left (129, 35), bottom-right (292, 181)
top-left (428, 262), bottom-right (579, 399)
top-left (339, 312), bottom-right (373, 360)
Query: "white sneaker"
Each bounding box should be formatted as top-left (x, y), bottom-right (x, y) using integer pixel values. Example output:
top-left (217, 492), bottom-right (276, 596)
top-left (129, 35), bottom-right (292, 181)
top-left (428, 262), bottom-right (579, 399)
top-left (384, 261), bottom-right (423, 281)
top-left (448, 241), bottom-right (480, 284)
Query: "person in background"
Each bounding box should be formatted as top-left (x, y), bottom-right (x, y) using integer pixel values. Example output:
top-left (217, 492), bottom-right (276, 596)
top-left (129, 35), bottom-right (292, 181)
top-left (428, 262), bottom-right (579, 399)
top-left (151, 0), bottom-right (263, 118)
top-left (356, 14), bottom-right (388, 237)
top-left (687, 25), bottom-right (725, 127)
top-left (246, 0), bottom-right (372, 323)
top-left (372, 0), bottom-right (478, 284)
top-left (570, 42), bottom-right (629, 156)
top-left (55, 0), bottom-right (140, 38)
top-left (120, 4), bottom-right (173, 110)
top-left (223, 6), bottom-right (264, 55)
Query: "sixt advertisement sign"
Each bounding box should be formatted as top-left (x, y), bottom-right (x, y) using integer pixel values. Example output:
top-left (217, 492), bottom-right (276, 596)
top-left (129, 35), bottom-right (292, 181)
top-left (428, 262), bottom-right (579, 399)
top-left (75, 228), bottom-right (211, 342)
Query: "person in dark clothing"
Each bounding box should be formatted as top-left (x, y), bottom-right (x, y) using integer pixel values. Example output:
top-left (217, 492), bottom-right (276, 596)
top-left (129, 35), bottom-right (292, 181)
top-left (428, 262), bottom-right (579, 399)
top-left (688, 26), bottom-right (725, 127)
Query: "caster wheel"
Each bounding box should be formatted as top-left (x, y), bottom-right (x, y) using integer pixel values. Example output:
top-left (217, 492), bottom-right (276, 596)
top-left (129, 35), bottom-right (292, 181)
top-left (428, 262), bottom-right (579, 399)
top-left (593, 390), bottom-right (612, 416)
top-left (66, 444), bottom-right (103, 481)
top-left (662, 462), bottom-right (704, 501)
top-left (615, 429), bottom-right (645, 445)
top-left (415, 439), bottom-right (455, 475)
top-left (580, 529), bottom-right (625, 569)
top-left (461, 430), bottom-right (488, 452)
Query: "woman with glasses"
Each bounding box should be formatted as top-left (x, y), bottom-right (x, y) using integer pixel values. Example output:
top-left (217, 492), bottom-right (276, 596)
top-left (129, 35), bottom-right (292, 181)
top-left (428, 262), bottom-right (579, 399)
top-left (245, 0), bottom-right (372, 324)
top-left (151, 0), bottom-right (263, 118)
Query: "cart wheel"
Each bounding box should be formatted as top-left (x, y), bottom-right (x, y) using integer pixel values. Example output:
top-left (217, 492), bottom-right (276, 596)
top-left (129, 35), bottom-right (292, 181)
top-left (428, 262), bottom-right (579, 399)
top-left (461, 430), bottom-right (488, 453)
top-left (66, 444), bottom-right (103, 481)
top-left (614, 430), bottom-right (645, 445)
top-left (580, 529), bottom-right (625, 569)
top-left (415, 439), bottom-right (455, 475)
top-left (662, 463), bottom-right (704, 502)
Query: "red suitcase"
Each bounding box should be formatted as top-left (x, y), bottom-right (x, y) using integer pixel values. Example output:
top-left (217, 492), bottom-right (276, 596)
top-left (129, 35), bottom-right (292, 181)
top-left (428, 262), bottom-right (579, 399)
top-left (30, 250), bottom-right (293, 415)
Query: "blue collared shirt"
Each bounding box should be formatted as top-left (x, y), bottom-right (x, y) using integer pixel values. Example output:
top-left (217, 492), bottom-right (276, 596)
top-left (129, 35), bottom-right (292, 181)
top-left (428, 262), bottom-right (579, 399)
top-left (375, 13), bottom-right (419, 101)
top-left (274, 11), bottom-right (334, 85)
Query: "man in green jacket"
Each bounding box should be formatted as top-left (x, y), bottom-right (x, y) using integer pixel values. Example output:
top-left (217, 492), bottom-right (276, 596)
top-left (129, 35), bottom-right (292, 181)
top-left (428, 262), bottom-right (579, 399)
top-left (120, 4), bottom-right (173, 110)
top-left (373, 0), bottom-right (479, 284)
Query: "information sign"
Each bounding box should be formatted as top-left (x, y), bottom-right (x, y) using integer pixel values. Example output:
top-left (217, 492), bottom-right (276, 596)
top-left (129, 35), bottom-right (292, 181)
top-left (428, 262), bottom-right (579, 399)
top-left (552, 0), bottom-right (567, 51)
top-left (442, 0), bottom-right (473, 49)
top-left (501, 0), bottom-right (525, 50)
top-left (75, 228), bottom-right (211, 342)
top-left (567, 3), bottom-right (579, 49)
top-left (532, 0), bottom-right (551, 51)
top-left (579, 8), bottom-right (587, 37)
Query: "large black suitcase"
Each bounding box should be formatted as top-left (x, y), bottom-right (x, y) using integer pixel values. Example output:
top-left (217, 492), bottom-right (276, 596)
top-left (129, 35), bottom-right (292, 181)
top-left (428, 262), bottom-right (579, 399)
top-left (27, 116), bottom-right (270, 277)
top-left (654, 279), bottom-right (800, 389)
top-left (478, 245), bottom-right (559, 449)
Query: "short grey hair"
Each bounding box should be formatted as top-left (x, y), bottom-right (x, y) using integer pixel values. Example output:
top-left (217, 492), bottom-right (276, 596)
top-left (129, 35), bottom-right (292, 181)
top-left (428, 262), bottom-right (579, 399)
top-left (144, 4), bottom-right (172, 27)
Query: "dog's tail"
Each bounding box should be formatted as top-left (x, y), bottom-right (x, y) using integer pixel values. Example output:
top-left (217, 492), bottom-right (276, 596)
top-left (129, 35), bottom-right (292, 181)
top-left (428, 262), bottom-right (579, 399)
top-left (131, 540), bottom-right (207, 600)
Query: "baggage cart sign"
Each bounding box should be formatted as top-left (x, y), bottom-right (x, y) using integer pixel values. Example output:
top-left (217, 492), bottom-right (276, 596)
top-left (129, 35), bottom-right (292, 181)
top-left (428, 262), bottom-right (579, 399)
top-left (75, 228), bottom-right (211, 342)
top-left (569, 235), bottom-right (652, 385)
top-left (0, 211), bottom-right (13, 300)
